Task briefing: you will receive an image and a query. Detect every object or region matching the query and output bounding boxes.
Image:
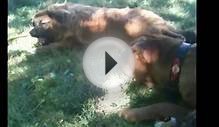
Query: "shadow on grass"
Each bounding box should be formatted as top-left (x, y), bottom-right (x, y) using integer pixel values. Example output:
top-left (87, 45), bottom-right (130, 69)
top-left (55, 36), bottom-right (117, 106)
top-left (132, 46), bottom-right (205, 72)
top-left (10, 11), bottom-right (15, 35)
top-left (8, 49), bottom-right (105, 127)
top-left (8, 7), bottom-right (36, 32)
top-left (85, 81), bottom-right (183, 127)
top-left (125, 81), bottom-right (183, 108)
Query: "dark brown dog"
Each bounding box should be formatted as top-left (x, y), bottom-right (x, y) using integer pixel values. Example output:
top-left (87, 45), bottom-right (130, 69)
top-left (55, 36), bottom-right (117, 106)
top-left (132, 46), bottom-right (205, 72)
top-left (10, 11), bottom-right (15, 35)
top-left (29, 3), bottom-right (184, 49)
top-left (119, 35), bottom-right (196, 125)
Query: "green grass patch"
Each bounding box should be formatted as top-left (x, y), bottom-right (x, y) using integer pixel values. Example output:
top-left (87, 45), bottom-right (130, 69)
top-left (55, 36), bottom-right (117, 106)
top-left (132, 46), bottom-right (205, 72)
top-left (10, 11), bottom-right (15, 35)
top-left (8, 49), bottom-right (104, 127)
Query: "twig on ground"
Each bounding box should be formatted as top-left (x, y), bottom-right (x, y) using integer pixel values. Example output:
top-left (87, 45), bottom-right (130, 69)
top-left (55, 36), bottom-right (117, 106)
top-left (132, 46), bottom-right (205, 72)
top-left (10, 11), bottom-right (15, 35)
top-left (27, 99), bottom-right (45, 115)
top-left (8, 34), bottom-right (30, 42)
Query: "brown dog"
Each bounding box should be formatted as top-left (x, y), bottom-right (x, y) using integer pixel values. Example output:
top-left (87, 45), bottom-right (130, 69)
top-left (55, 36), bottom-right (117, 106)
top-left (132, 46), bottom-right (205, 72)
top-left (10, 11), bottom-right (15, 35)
top-left (119, 35), bottom-right (196, 125)
top-left (29, 3), bottom-right (184, 49)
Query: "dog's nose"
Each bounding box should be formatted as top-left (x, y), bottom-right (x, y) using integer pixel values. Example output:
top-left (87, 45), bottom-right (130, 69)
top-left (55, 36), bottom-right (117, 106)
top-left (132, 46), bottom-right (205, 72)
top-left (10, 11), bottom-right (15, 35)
top-left (29, 29), bottom-right (36, 37)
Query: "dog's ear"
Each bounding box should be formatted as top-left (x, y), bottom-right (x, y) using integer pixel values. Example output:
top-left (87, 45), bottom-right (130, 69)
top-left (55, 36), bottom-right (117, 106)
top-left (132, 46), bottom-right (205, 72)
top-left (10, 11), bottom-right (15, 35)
top-left (132, 36), bottom-right (159, 64)
top-left (132, 45), bottom-right (159, 64)
top-left (47, 9), bottom-right (71, 24)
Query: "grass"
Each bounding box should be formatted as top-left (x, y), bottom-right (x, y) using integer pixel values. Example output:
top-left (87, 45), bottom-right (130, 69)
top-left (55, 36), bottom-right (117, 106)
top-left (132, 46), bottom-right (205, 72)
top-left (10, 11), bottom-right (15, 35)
top-left (8, 37), bottom-right (153, 127)
top-left (8, 0), bottom-right (196, 127)
top-left (8, 48), bottom-right (104, 127)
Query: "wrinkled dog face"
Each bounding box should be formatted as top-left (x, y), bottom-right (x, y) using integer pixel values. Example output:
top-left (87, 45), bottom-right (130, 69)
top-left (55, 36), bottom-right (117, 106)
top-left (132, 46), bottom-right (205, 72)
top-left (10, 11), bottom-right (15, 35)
top-left (131, 36), bottom-right (160, 84)
top-left (29, 8), bottom-right (71, 46)
top-left (131, 37), bottom-right (150, 83)
top-left (29, 13), bottom-right (55, 46)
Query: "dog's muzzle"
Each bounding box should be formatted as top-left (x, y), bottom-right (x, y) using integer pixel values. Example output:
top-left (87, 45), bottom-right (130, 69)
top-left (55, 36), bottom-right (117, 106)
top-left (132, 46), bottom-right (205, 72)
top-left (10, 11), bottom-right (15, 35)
top-left (29, 29), bottom-right (38, 37)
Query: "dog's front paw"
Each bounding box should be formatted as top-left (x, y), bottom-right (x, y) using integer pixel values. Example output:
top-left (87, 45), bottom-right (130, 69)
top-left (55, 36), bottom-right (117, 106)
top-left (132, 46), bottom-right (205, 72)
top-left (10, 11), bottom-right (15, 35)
top-left (118, 109), bottom-right (138, 122)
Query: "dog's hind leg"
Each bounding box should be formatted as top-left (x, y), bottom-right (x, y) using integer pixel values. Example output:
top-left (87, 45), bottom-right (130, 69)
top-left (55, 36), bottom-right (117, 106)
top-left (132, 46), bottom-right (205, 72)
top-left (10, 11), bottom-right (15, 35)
top-left (118, 102), bottom-right (189, 122)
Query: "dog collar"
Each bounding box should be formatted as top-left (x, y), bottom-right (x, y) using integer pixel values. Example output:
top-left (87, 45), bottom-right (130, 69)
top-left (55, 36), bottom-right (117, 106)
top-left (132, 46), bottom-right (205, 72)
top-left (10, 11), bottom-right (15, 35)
top-left (170, 41), bottom-right (192, 82)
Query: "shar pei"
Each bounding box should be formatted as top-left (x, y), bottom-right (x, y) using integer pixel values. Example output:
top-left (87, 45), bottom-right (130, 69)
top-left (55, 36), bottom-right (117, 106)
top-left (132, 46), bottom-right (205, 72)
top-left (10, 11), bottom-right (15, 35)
top-left (119, 35), bottom-right (196, 127)
top-left (29, 3), bottom-right (185, 49)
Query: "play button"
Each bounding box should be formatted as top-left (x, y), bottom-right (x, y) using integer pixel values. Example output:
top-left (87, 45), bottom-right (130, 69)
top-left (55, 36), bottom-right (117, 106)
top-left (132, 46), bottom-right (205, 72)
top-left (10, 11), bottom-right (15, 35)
top-left (105, 52), bottom-right (117, 75)
top-left (83, 37), bottom-right (135, 89)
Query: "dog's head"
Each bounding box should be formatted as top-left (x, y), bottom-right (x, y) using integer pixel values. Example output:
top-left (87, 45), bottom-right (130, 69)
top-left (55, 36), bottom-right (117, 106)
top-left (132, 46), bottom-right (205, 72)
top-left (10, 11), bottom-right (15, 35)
top-left (131, 36), bottom-right (160, 83)
top-left (131, 35), bottom-right (182, 85)
top-left (29, 4), bottom-right (74, 46)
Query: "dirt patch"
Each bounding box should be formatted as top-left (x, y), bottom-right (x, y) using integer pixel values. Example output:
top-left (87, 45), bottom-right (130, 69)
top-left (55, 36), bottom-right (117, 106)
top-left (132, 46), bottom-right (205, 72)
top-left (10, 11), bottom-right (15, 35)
top-left (96, 83), bottom-right (130, 114)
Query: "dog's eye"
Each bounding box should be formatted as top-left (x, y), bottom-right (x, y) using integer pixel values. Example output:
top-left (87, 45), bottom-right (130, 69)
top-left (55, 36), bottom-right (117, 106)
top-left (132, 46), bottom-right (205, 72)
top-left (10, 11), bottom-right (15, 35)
top-left (41, 22), bottom-right (49, 29)
top-left (39, 19), bottom-right (50, 25)
top-left (39, 20), bottom-right (43, 24)
top-left (39, 20), bottom-right (46, 24)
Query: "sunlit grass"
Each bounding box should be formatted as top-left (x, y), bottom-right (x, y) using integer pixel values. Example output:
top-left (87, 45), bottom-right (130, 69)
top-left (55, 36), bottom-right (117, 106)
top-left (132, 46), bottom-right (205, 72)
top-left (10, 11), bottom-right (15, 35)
top-left (8, 41), bottom-right (105, 126)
